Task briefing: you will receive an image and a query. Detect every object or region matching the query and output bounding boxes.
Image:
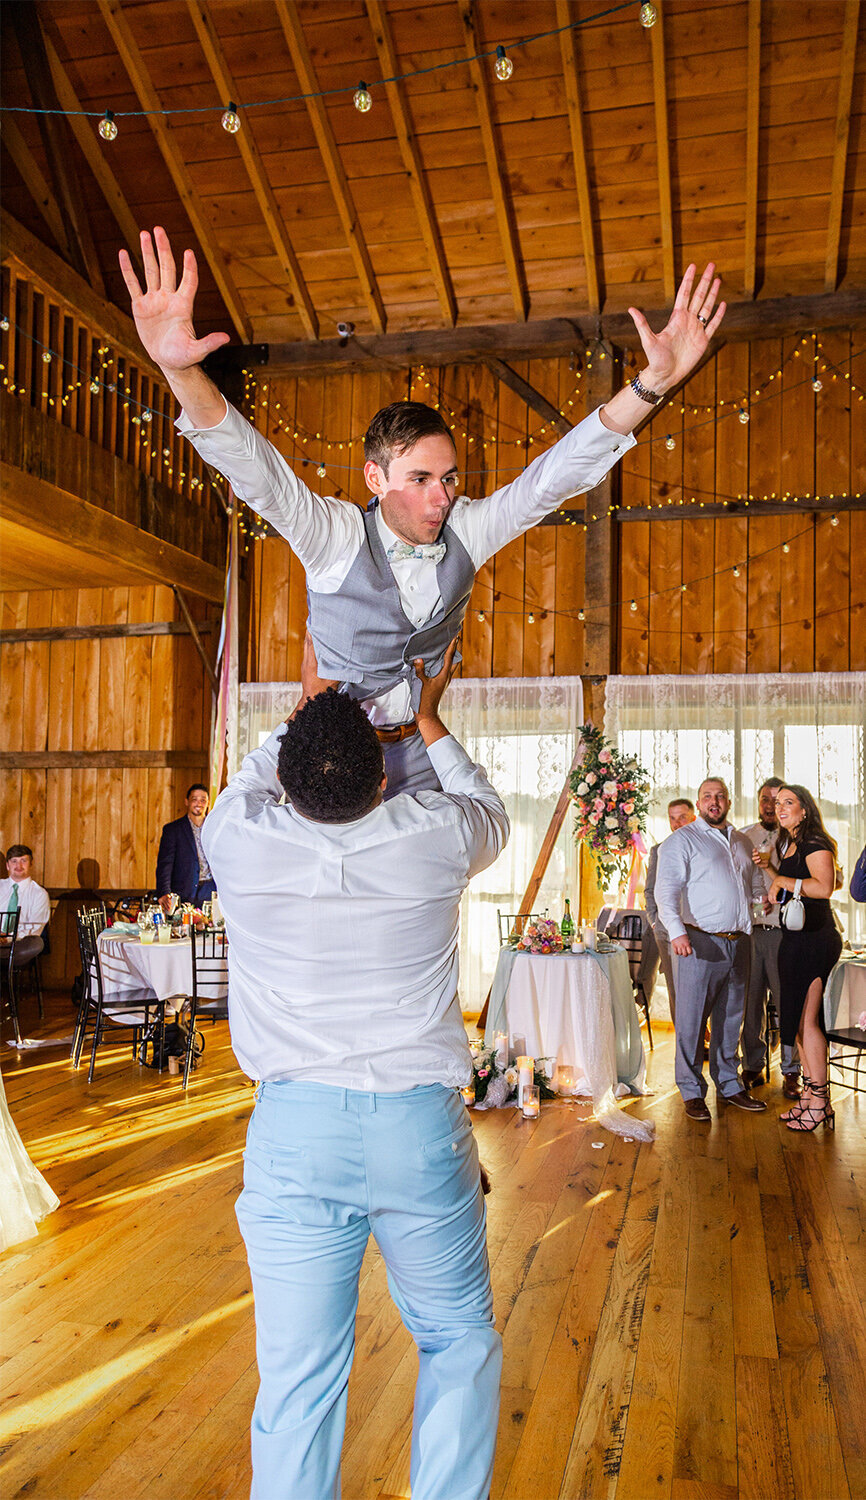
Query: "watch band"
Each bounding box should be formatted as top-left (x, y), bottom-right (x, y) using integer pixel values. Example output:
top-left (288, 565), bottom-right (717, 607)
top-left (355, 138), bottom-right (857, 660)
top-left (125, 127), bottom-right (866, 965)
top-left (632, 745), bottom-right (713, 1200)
top-left (631, 375), bottom-right (664, 406)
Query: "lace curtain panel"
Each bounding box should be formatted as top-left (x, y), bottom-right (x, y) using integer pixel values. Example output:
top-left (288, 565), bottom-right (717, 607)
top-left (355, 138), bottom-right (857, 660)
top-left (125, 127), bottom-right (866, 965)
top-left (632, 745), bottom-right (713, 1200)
top-left (240, 678), bottom-right (583, 1014)
top-left (605, 673), bottom-right (866, 941)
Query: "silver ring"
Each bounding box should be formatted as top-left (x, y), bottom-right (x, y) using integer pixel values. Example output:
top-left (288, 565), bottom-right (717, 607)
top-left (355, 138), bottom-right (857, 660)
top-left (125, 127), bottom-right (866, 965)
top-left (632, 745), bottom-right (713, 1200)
top-left (697, 313), bottom-right (708, 326)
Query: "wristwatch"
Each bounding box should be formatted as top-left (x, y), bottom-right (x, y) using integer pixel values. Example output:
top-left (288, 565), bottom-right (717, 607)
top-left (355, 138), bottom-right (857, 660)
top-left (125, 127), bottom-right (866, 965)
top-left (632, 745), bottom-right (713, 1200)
top-left (630, 375), bottom-right (664, 406)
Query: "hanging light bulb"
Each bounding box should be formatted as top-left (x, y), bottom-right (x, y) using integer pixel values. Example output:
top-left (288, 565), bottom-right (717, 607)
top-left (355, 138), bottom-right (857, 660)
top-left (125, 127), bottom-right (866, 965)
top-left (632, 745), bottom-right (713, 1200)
top-left (477, 610), bottom-right (486, 623)
top-left (41, 350), bottom-right (52, 364)
top-left (665, 434), bottom-right (676, 451)
top-left (782, 542), bottom-right (790, 553)
top-left (317, 464), bottom-right (327, 478)
top-left (89, 379), bottom-right (100, 394)
top-left (0, 317), bottom-right (9, 332)
top-left (353, 81), bottom-right (372, 113)
top-left (681, 583), bottom-right (687, 592)
top-left (639, 2), bottom-right (658, 27)
top-left (738, 407), bottom-right (750, 424)
top-left (221, 102), bottom-right (241, 133)
top-left (629, 599), bottom-right (638, 613)
top-left (527, 611), bottom-right (535, 624)
top-left (812, 378), bottom-right (823, 393)
top-left (141, 408), bottom-right (153, 423)
top-left (830, 513), bottom-right (839, 526)
top-left (98, 110), bottom-right (118, 141)
top-left (577, 609), bottom-right (585, 622)
top-left (494, 45), bottom-right (514, 81)
top-left (733, 565), bottom-right (741, 577)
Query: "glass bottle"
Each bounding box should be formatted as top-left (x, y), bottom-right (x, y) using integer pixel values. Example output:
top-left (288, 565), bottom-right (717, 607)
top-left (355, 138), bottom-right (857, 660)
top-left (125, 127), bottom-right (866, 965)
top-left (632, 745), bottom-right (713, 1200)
top-left (561, 898), bottom-right (574, 942)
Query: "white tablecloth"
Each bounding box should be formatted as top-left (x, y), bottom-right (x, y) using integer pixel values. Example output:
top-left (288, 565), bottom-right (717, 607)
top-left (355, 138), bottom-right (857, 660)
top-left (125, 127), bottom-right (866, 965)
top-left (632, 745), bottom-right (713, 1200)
top-left (484, 946), bottom-right (653, 1140)
top-left (97, 932), bottom-right (197, 1011)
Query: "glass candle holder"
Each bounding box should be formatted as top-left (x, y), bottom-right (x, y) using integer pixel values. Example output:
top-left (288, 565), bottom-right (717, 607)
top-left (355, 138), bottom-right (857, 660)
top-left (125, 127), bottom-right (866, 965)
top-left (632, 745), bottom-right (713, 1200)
top-left (522, 1084), bottom-right (540, 1119)
top-left (461, 1081), bottom-right (476, 1107)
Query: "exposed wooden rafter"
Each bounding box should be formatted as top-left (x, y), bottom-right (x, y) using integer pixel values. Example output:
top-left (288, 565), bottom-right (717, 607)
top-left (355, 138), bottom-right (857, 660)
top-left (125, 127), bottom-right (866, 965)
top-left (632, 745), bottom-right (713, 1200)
top-left (228, 288), bottom-right (866, 376)
top-left (365, 0), bottom-right (456, 327)
top-left (42, 29), bottom-right (144, 273)
top-left (825, 0), bottom-right (861, 292)
top-left (484, 357), bottom-right (573, 436)
top-left (743, 0), bottom-right (761, 298)
top-left (97, 0), bottom-right (252, 343)
top-left (274, 0), bottom-right (386, 335)
top-left (543, 493), bottom-right (866, 525)
top-left (458, 0), bottom-right (528, 321)
top-left (185, 0), bottom-right (318, 340)
top-left (8, 3), bottom-right (105, 296)
top-left (556, 0), bottom-right (600, 314)
top-left (649, 0), bottom-right (675, 304)
top-left (0, 115), bottom-right (69, 254)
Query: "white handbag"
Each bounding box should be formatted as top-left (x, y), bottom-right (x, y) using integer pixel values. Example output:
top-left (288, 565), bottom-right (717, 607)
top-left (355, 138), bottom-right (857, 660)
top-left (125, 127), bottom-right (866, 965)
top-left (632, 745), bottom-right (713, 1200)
top-left (780, 877), bottom-right (805, 931)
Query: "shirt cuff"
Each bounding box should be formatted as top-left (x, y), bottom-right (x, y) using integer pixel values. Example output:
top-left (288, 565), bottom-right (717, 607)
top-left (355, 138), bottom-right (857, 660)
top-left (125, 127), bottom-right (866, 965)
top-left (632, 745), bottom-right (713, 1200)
top-left (578, 407), bottom-right (637, 460)
top-left (425, 734), bottom-right (474, 780)
top-left (176, 395), bottom-right (231, 437)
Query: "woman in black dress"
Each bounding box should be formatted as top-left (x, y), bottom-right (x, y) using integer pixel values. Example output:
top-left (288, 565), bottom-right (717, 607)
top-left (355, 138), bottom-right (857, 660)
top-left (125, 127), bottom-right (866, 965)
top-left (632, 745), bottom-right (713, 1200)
top-left (765, 785), bottom-right (842, 1132)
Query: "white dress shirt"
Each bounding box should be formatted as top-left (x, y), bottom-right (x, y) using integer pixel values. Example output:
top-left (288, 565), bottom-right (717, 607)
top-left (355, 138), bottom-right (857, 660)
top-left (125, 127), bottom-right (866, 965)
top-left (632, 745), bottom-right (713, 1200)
top-left (740, 821), bottom-right (781, 928)
top-left (202, 729), bottom-right (509, 1089)
top-left (655, 818), bottom-right (765, 942)
top-left (178, 399), bottom-right (634, 724)
top-left (0, 876), bottom-right (50, 938)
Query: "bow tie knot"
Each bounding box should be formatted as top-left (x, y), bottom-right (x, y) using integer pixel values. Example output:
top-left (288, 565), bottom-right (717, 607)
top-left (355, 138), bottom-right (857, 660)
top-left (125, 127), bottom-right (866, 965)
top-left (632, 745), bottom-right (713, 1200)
top-left (387, 540), bottom-right (446, 564)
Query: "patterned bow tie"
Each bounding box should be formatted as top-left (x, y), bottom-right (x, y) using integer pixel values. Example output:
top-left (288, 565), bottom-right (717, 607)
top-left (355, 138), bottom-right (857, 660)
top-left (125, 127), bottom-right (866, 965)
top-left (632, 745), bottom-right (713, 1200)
top-left (387, 540), bottom-right (446, 564)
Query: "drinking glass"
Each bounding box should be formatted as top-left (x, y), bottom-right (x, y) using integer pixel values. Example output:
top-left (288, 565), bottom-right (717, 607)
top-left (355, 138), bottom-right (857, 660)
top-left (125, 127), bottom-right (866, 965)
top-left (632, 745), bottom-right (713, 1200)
top-left (201, 900), bottom-right (213, 925)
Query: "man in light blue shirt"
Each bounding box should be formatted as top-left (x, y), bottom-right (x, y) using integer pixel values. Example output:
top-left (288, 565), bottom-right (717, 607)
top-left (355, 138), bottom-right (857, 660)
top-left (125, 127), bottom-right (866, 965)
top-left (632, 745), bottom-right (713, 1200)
top-left (656, 778), bottom-right (768, 1121)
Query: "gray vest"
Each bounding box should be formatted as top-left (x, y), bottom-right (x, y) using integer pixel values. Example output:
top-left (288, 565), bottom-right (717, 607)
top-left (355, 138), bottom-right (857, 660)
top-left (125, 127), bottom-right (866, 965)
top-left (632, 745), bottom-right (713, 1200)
top-left (308, 506), bottom-right (475, 712)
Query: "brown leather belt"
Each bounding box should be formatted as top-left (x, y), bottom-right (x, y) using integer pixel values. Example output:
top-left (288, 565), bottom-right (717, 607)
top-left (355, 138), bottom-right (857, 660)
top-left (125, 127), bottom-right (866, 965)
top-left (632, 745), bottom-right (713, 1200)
top-left (375, 722), bottom-right (419, 744)
top-left (687, 925), bottom-right (745, 941)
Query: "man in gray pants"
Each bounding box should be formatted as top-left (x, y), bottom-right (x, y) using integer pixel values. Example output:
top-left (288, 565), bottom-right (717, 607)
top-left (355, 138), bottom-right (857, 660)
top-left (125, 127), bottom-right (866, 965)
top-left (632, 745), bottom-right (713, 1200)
top-left (656, 778), bottom-right (768, 1122)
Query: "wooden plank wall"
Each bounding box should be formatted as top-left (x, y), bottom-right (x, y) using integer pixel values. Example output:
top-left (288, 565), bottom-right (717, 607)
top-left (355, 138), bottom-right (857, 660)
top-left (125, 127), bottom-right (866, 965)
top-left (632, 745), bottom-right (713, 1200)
top-left (0, 584), bottom-right (213, 987)
top-left (247, 335), bottom-right (864, 678)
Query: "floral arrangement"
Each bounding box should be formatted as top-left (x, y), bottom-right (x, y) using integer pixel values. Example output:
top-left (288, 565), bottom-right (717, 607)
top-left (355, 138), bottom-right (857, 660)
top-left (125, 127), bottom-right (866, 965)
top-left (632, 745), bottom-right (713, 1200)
top-left (570, 723), bottom-right (650, 887)
top-left (468, 1039), bottom-right (558, 1106)
top-left (515, 917), bottom-right (563, 955)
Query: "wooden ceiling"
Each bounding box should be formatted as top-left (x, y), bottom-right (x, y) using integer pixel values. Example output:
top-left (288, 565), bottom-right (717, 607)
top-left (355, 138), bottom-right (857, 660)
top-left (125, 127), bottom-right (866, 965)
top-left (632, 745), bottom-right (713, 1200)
top-left (1, 0), bottom-right (865, 354)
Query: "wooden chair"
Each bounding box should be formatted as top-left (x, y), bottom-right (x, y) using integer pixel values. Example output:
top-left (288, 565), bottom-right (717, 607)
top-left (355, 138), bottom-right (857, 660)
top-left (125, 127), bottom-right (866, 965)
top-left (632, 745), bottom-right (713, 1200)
top-left (496, 911), bottom-right (542, 945)
top-left (604, 911), bottom-right (654, 1050)
top-left (182, 926), bottom-right (229, 1089)
top-left (72, 909), bottom-right (166, 1082)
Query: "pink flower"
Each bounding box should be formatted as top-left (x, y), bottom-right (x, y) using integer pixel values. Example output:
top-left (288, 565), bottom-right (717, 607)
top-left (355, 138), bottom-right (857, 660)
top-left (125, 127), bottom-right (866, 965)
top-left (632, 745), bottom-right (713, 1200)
top-left (588, 812), bottom-right (600, 825)
top-left (599, 749), bottom-right (612, 763)
top-left (594, 797), bottom-right (605, 812)
top-left (478, 1067), bottom-right (490, 1078)
top-left (623, 800), bottom-right (634, 814)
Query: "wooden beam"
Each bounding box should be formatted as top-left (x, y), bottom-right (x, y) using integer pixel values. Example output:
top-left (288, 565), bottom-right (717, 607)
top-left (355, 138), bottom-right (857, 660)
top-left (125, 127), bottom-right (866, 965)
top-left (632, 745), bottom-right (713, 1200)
top-left (825, 0), bottom-right (861, 292)
top-left (7, 2), bottom-right (105, 296)
top-left (184, 0), bottom-right (318, 340)
top-left (42, 29), bottom-right (144, 276)
top-left (556, 0), bottom-right (600, 314)
top-left (743, 0), bottom-right (761, 299)
top-left (274, 0), bottom-right (386, 335)
top-left (0, 461), bottom-right (225, 602)
top-left (649, 0), bottom-right (675, 303)
top-left (0, 115), bottom-right (70, 255)
top-left (236, 289), bottom-right (866, 376)
top-left (485, 357), bottom-right (573, 436)
top-left (0, 621), bottom-right (214, 644)
top-left (0, 751), bottom-right (209, 770)
top-left (171, 584), bottom-right (220, 696)
top-left (1, 209), bottom-right (162, 379)
top-left (615, 493), bottom-right (866, 522)
top-left (458, 0), bottom-right (528, 321)
top-left (365, 0), bottom-right (456, 327)
top-left (583, 346), bottom-right (619, 673)
top-left (97, 0), bottom-right (252, 343)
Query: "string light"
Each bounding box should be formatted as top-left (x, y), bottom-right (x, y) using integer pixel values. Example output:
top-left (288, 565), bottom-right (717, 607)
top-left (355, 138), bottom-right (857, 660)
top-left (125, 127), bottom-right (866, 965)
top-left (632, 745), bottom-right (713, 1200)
top-left (316, 464), bottom-right (327, 478)
top-left (738, 408), bottom-right (750, 424)
top-left (665, 434), bottom-right (676, 451)
top-left (98, 110), bottom-right (117, 141)
top-left (494, 45), bottom-right (514, 81)
top-left (782, 542), bottom-right (790, 553)
top-left (830, 514), bottom-right (839, 526)
top-left (0, 317), bottom-right (9, 332)
top-left (812, 378), bottom-right (823, 393)
top-left (733, 565), bottom-right (741, 577)
top-left (527, 611), bottom-right (535, 624)
top-left (41, 350), bottom-right (52, 364)
top-left (639, 2), bottom-right (658, 27)
top-left (629, 600), bottom-right (638, 613)
top-left (221, 102), bottom-right (241, 133)
top-left (477, 610), bottom-right (486, 622)
top-left (577, 609), bottom-right (585, 622)
top-left (353, 82), bottom-right (372, 113)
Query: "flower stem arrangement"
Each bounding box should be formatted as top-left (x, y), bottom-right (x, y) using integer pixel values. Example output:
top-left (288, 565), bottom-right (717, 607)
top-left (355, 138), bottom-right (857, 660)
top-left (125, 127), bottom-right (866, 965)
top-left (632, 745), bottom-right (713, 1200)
top-left (514, 917), bottom-right (563, 955)
top-left (570, 723), bottom-right (650, 888)
top-left (467, 1040), bottom-right (558, 1107)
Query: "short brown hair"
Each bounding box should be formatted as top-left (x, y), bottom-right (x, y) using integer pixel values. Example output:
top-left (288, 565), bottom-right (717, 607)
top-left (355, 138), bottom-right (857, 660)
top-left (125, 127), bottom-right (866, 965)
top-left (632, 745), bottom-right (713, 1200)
top-left (668, 797), bottom-right (694, 813)
top-left (5, 844), bottom-right (32, 861)
top-left (364, 401), bottom-right (454, 477)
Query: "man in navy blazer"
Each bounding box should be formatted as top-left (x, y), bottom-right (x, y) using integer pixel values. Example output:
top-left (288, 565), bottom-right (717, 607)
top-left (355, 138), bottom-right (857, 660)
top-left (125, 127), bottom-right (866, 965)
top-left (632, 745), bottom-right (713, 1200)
top-left (156, 784), bottom-right (217, 910)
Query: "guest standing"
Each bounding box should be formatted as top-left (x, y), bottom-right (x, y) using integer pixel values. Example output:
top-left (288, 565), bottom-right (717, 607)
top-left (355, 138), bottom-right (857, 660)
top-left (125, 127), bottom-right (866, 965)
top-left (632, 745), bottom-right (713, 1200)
top-left (655, 778), bottom-right (767, 1121)
top-left (155, 784), bottom-right (216, 910)
top-left (645, 797), bottom-right (696, 1022)
top-left (742, 778), bottom-right (801, 1099)
top-left (766, 785), bottom-right (842, 1133)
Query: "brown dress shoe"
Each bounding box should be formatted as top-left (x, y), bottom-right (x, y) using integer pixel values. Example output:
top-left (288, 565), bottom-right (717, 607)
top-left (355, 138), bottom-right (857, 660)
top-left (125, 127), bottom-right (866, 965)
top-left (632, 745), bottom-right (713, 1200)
top-left (741, 1069), bottom-right (765, 1089)
top-left (718, 1089), bottom-right (767, 1112)
top-left (782, 1073), bottom-right (802, 1101)
top-left (684, 1097), bottom-right (711, 1122)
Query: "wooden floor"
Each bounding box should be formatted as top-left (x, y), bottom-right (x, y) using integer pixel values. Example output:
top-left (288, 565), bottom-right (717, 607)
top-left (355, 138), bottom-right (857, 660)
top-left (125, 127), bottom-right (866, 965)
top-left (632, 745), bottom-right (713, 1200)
top-left (1, 996), bottom-right (865, 1500)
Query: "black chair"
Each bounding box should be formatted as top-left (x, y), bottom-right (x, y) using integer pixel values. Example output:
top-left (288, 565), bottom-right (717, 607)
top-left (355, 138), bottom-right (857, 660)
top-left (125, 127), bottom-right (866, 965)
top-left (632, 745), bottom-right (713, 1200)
top-left (496, 910), bottom-right (543, 945)
top-left (604, 911), bottom-right (654, 1050)
top-left (0, 909), bottom-right (23, 1045)
top-left (72, 909), bottom-right (165, 1082)
top-left (12, 922), bottom-right (49, 1023)
top-left (182, 926), bottom-right (229, 1089)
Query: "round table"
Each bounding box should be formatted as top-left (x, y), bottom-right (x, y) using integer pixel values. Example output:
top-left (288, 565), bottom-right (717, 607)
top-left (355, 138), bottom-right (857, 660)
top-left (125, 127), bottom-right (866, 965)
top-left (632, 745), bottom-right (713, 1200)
top-left (97, 931), bottom-right (196, 1009)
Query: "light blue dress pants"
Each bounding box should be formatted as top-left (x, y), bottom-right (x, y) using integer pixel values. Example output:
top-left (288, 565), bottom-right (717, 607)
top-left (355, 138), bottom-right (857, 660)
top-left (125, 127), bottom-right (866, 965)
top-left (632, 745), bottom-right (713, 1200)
top-left (236, 1080), bottom-right (501, 1500)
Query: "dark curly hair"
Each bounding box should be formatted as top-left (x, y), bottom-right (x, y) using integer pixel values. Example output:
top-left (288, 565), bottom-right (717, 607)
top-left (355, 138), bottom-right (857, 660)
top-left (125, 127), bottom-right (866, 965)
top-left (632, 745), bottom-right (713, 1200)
top-left (364, 401), bottom-right (454, 477)
top-left (775, 784), bottom-right (838, 862)
top-left (277, 690), bottom-right (385, 823)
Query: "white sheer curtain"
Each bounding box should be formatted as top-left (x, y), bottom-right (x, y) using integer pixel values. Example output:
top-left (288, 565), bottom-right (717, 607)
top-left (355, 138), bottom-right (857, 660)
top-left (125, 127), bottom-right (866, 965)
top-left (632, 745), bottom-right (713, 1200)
top-left (605, 673), bottom-right (866, 941)
top-left (239, 677), bottom-right (583, 1012)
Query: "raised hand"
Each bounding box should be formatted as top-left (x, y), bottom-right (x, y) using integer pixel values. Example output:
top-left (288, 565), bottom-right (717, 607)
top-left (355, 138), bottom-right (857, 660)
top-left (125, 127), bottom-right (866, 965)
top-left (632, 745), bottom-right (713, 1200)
top-left (629, 262), bottom-right (726, 392)
top-left (119, 227), bottom-right (230, 376)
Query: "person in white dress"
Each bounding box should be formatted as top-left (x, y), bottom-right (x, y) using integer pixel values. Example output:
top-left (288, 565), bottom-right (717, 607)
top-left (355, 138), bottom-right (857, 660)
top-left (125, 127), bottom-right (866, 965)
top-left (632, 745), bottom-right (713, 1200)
top-left (0, 1066), bottom-right (59, 1253)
